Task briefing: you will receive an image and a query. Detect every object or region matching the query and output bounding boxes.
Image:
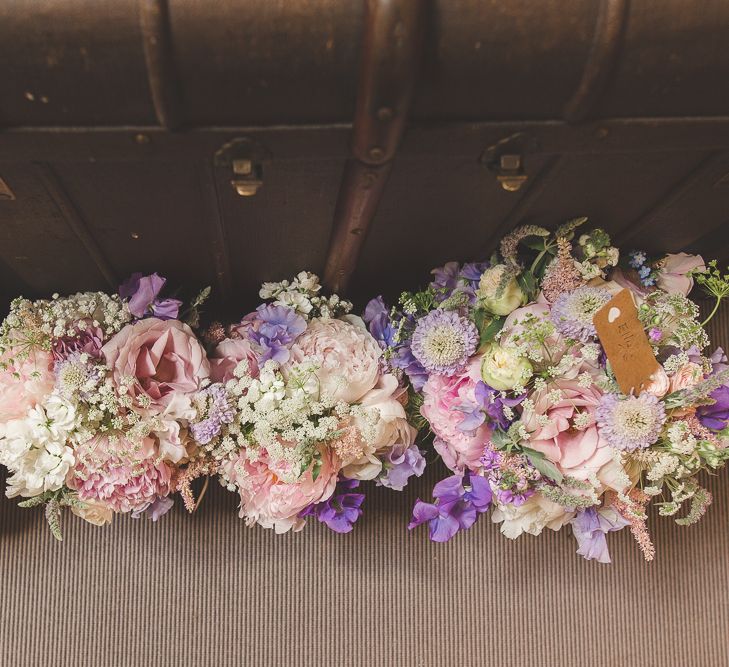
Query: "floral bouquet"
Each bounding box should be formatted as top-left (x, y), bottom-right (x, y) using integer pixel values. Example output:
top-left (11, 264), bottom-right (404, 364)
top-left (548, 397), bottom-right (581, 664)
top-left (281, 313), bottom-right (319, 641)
top-left (188, 272), bottom-right (424, 533)
top-left (367, 219), bottom-right (729, 562)
top-left (0, 273), bottom-right (211, 537)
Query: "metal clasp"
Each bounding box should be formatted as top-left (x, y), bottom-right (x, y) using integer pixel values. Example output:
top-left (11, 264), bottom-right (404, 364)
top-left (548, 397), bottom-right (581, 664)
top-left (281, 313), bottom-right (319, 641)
top-left (214, 138), bottom-right (271, 197)
top-left (481, 133), bottom-right (538, 193)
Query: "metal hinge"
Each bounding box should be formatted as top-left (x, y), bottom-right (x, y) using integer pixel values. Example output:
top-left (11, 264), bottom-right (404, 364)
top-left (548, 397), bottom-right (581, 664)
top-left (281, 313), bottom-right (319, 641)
top-left (480, 133), bottom-right (538, 192)
top-left (0, 176), bottom-right (16, 200)
top-left (214, 137), bottom-right (271, 197)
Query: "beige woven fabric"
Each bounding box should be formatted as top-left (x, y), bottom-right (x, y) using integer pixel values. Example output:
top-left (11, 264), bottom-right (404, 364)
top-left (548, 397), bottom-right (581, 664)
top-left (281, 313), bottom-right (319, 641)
top-left (2, 308), bottom-right (729, 667)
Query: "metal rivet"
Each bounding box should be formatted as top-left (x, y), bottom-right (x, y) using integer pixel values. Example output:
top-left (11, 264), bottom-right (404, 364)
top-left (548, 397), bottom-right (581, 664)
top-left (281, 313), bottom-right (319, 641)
top-left (368, 146), bottom-right (385, 161)
top-left (134, 133), bottom-right (150, 145)
top-left (24, 91), bottom-right (35, 102)
top-left (376, 107), bottom-right (393, 121)
top-left (131, 232), bottom-right (140, 239)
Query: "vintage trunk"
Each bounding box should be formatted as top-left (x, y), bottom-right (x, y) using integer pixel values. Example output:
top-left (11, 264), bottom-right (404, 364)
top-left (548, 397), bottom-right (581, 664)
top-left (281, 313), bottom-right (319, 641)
top-left (1, 2), bottom-right (729, 665)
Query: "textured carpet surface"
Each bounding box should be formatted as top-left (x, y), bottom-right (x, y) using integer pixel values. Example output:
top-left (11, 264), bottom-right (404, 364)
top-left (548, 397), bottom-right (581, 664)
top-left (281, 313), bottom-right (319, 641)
top-left (2, 309), bottom-right (729, 667)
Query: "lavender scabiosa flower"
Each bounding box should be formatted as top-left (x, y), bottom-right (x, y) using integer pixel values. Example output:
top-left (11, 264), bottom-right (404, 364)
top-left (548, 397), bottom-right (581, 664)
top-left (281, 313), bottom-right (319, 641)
top-left (596, 392), bottom-right (666, 451)
top-left (299, 477), bottom-right (364, 533)
top-left (248, 304), bottom-right (306, 364)
top-left (410, 309), bottom-right (478, 377)
top-left (551, 286), bottom-right (612, 342)
top-left (377, 444), bottom-right (426, 491)
top-left (408, 473), bottom-right (492, 542)
top-left (190, 384), bottom-right (235, 445)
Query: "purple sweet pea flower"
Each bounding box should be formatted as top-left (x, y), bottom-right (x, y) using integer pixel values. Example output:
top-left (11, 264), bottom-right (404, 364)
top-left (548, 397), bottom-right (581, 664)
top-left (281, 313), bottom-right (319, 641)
top-left (363, 296), bottom-right (395, 349)
top-left (698, 384), bottom-right (729, 431)
top-left (377, 444), bottom-right (426, 491)
top-left (248, 304), bottom-right (306, 364)
top-left (408, 473), bottom-right (492, 542)
top-left (299, 478), bottom-right (365, 533)
top-left (430, 261), bottom-right (489, 305)
top-left (571, 506), bottom-right (630, 564)
top-left (456, 381), bottom-right (524, 432)
top-left (391, 345), bottom-right (430, 391)
top-left (119, 272), bottom-right (182, 320)
top-left (131, 495), bottom-right (175, 522)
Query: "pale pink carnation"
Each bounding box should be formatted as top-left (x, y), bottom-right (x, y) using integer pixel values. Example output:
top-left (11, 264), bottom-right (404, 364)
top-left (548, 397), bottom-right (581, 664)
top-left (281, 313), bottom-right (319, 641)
top-left (0, 348), bottom-right (54, 424)
top-left (102, 318), bottom-right (210, 412)
top-left (67, 435), bottom-right (173, 514)
top-left (421, 358), bottom-right (492, 472)
top-left (223, 444), bottom-right (340, 533)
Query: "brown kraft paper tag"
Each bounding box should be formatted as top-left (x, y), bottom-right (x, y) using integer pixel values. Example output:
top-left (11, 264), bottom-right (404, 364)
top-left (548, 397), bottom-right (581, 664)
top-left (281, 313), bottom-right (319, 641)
top-left (593, 288), bottom-right (661, 395)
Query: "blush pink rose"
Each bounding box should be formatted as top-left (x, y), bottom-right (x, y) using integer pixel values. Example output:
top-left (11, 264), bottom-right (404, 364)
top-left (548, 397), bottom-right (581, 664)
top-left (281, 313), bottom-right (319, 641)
top-left (522, 377), bottom-right (614, 484)
top-left (210, 338), bottom-right (259, 383)
top-left (421, 358), bottom-right (492, 472)
top-left (656, 253), bottom-right (705, 296)
top-left (0, 348), bottom-right (54, 424)
top-left (102, 318), bottom-right (210, 411)
top-left (223, 444), bottom-right (340, 533)
top-left (67, 435), bottom-right (173, 514)
top-left (669, 362), bottom-right (703, 393)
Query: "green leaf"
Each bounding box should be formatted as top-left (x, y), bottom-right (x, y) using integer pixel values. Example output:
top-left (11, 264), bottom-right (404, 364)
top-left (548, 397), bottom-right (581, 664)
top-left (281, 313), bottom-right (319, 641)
top-left (473, 309), bottom-right (504, 346)
top-left (522, 446), bottom-right (564, 484)
top-left (516, 271), bottom-right (537, 302)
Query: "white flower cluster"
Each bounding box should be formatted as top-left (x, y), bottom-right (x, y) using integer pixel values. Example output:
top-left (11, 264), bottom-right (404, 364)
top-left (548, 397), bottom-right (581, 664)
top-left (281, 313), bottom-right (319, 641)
top-left (2, 291), bottom-right (130, 349)
top-left (0, 395), bottom-right (77, 497)
top-left (259, 271), bottom-right (352, 319)
top-left (208, 358), bottom-right (380, 487)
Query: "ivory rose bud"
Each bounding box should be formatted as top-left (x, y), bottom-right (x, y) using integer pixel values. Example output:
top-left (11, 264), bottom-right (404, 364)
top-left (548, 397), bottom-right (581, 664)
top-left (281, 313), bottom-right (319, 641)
top-left (477, 264), bottom-right (526, 316)
top-left (102, 318), bottom-right (210, 412)
top-left (71, 500), bottom-right (114, 526)
top-left (480, 343), bottom-right (533, 391)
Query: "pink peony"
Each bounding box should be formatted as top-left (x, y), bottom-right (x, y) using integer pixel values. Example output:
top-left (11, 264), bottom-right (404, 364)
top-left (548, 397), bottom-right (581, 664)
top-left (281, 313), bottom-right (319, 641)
top-left (210, 337), bottom-right (259, 383)
top-left (522, 375), bottom-right (615, 484)
top-left (102, 318), bottom-right (210, 411)
top-left (0, 348), bottom-right (54, 424)
top-left (421, 358), bottom-right (492, 472)
top-left (67, 435), bottom-right (173, 514)
top-left (223, 444), bottom-right (340, 533)
top-left (285, 317), bottom-right (381, 404)
top-left (656, 253), bottom-right (705, 296)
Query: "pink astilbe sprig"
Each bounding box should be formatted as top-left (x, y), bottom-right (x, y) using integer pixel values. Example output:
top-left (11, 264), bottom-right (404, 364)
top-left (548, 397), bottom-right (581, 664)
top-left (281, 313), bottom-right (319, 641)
top-left (542, 237), bottom-right (585, 303)
top-left (681, 414), bottom-right (724, 449)
top-left (173, 456), bottom-right (217, 513)
top-left (609, 488), bottom-right (655, 562)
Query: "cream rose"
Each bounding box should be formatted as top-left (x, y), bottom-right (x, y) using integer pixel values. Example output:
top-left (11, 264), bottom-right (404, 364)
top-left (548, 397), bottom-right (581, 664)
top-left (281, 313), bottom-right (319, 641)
top-left (480, 343), bottom-right (533, 390)
top-left (477, 264), bottom-right (526, 316)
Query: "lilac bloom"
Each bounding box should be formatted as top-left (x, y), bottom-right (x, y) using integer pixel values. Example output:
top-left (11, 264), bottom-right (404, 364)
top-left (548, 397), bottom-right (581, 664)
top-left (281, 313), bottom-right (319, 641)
top-left (377, 444), bottom-right (426, 491)
top-left (698, 385), bottom-right (729, 431)
top-left (119, 272), bottom-right (182, 320)
top-left (131, 495), bottom-right (175, 522)
top-left (571, 506), bottom-right (630, 564)
top-left (363, 296), bottom-right (395, 348)
top-left (248, 304), bottom-right (306, 364)
top-left (408, 473), bottom-right (492, 542)
top-left (300, 478), bottom-right (365, 533)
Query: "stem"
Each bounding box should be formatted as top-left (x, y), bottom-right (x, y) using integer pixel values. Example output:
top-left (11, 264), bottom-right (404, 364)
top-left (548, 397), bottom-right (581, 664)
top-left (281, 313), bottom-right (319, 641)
top-left (192, 477), bottom-right (210, 513)
top-left (701, 295), bottom-right (722, 327)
